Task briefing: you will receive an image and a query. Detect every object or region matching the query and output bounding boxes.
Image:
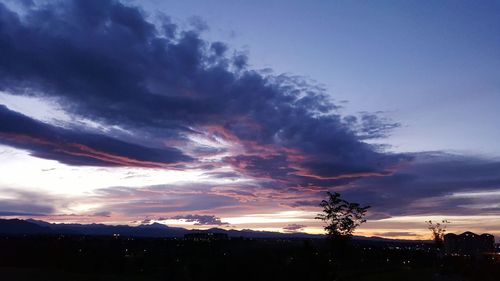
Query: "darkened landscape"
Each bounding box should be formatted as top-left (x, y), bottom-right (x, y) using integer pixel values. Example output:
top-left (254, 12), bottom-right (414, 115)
top-left (1, 219), bottom-right (499, 281)
top-left (1, 234), bottom-right (499, 281)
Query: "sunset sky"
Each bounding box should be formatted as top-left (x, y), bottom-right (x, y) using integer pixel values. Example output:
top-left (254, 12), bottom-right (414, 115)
top-left (0, 0), bottom-right (499, 240)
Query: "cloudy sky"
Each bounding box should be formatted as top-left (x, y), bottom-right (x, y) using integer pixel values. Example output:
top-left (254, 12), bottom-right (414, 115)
top-left (0, 0), bottom-right (499, 239)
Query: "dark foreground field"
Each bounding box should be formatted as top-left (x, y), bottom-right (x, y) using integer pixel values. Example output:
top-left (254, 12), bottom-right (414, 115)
top-left (0, 235), bottom-right (499, 281)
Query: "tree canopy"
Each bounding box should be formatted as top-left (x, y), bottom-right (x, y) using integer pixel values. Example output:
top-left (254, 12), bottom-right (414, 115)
top-left (426, 219), bottom-right (449, 248)
top-left (316, 192), bottom-right (370, 238)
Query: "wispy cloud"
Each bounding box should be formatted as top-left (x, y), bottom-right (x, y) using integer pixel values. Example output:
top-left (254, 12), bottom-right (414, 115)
top-left (283, 224), bottom-right (306, 232)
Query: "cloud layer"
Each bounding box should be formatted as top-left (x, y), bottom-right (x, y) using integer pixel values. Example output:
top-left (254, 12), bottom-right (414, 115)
top-left (167, 214), bottom-right (229, 226)
top-left (0, 105), bottom-right (191, 167)
top-left (0, 0), bottom-right (403, 187)
top-left (339, 153), bottom-right (500, 218)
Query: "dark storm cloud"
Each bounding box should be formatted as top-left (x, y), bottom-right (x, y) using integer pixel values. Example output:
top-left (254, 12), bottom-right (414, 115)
top-left (0, 105), bottom-right (191, 167)
top-left (167, 214), bottom-right (229, 225)
top-left (339, 153), bottom-right (500, 218)
top-left (0, 0), bottom-right (404, 184)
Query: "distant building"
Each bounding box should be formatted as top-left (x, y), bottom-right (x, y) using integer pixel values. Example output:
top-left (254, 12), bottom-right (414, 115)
top-left (184, 232), bottom-right (228, 241)
top-left (444, 231), bottom-right (495, 256)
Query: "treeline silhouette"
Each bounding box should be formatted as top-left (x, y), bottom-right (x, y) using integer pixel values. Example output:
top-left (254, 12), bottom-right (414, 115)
top-left (0, 234), bottom-right (499, 281)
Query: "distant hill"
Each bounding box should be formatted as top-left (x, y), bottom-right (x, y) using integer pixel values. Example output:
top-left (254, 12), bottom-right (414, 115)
top-left (7, 219), bottom-right (322, 239)
top-left (353, 235), bottom-right (431, 244)
top-left (24, 219), bottom-right (188, 237)
top-left (0, 219), bottom-right (53, 234)
top-left (0, 219), bottom-right (429, 243)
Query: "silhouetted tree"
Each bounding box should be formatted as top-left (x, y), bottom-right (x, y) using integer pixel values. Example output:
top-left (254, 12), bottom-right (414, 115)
top-left (426, 219), bottom-right (449, 248)
top-left (316, 192), bottom-right (370, 240)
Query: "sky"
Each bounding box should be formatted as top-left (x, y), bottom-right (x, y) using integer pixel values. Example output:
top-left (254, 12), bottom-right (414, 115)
top-left (0, 0), bottom-right (499, 240)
